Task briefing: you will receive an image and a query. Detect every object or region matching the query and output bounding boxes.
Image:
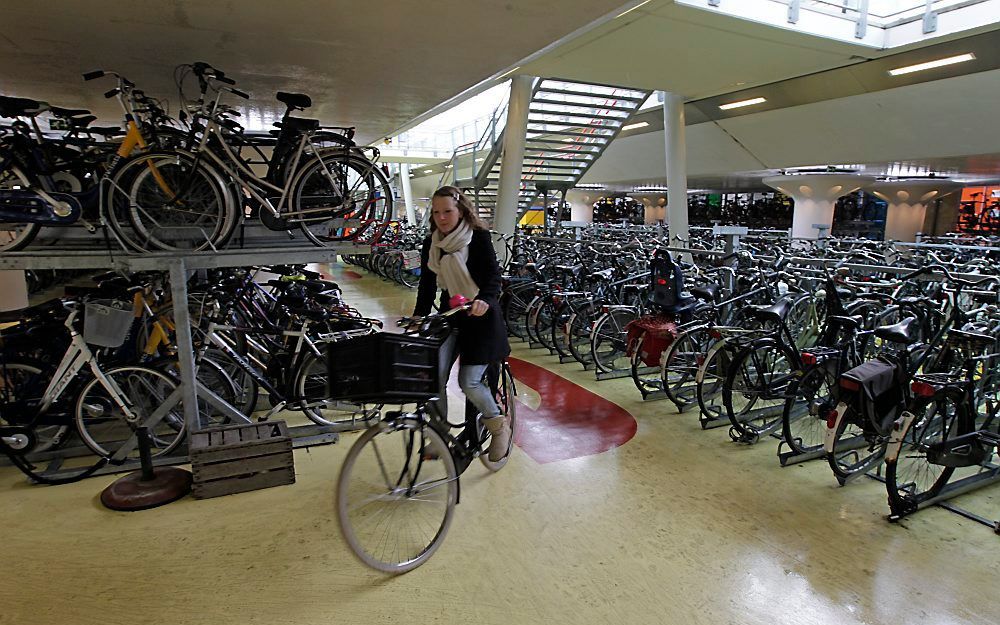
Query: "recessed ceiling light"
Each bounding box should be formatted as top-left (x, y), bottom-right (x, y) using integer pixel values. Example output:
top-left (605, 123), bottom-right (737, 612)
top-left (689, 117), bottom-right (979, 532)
top-left (423, 169), bottom-right (434, 173)
top-left (719, 97), bottom-right (767, 111)
top-left (476, 158), bottom-right (485, 162)
top-left (888, 53), bottom-right (975, 76)
top-left (622, 121), bottom-right (649, 131)
top-left (616, 0), bottom-right (652, 19)
top-left (498, 66), bottom-right (521, 80)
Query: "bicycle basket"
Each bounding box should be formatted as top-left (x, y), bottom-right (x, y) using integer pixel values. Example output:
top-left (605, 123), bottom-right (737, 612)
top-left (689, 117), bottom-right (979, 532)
top-left (327, 332), bottom-right (442, 402)
top-left (83, 300), bottom-right (134, 348)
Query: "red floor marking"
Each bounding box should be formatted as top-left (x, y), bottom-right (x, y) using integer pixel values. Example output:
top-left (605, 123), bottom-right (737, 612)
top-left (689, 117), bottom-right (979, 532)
top-left (342, 270), bottom-right (363, 280)
top-left (507, 357), bottom-right (637, 464)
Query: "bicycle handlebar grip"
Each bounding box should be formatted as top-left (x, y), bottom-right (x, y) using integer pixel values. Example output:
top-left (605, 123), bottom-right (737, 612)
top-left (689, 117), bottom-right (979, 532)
top-left (229, 88), bottom-right (250, 99)
top-left (104, 88), bottom-right (119, 99)
top-left (82, 70), bottom-right (105, 81)
top-left (216, 75), bottom-right (236, 85)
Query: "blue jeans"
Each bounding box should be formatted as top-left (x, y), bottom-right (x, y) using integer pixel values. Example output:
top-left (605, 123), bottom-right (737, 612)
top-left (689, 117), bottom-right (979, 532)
top-left (431, 332), bottom-right (501, 422)
top-left (458, 364), bottom-right (501, 420)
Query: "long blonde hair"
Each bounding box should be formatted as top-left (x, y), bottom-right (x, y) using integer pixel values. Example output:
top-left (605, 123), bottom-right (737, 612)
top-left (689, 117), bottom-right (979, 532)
top-left (430, 186), bottom-right (486, 232)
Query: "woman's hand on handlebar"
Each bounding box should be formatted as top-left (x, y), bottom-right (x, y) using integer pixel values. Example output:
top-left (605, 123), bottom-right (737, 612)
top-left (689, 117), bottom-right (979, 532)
top-left (469, 299), bottom-right (489, 317)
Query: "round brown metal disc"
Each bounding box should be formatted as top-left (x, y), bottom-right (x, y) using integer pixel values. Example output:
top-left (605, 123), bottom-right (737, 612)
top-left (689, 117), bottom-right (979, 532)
top-left (100, 467), bottom-right (193, 511)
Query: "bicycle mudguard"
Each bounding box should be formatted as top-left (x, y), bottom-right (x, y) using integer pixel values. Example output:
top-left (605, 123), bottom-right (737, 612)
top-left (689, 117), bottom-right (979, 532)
top-left (823, 401), bottom-right (850, 453)
top-left (885, 410), bottom-right (918, 463)
top-left (0, 190), bottom-right (81, 224)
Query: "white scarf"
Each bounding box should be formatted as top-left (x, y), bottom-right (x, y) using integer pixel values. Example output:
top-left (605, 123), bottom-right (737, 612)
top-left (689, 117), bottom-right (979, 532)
top-left (427, 221), bottom-right (479, 301)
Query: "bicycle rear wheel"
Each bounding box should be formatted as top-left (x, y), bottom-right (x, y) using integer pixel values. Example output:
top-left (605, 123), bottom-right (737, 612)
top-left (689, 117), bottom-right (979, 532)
top-left (294, 153), bottom-right (392, 245)
top-left (480, 362), bottom-right (517, 472)
top-left (109, 151), bottom-right (236, 252)
top-left (781, 363), bottom-right (836, 456)
top-left (661, 325), bottom-right (708, 410)
top-left (826, 404), bottom-right (886, 484)
top-left (336, 417), bottom-right (457, 573)
top-left (885, 390), bottom-right (964, 513)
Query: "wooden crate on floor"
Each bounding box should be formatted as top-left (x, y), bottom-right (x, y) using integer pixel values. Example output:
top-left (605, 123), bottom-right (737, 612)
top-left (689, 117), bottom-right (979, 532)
top-left (190, 421), bottom-right (295, 499)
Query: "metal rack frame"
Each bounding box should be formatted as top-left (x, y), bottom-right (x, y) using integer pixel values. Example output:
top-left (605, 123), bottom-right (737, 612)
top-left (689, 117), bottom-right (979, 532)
top-left (0, 242), bottom-right (371, 480)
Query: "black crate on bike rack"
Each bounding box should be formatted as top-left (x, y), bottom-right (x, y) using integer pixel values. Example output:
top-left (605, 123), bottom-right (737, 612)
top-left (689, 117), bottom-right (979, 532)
top-left (327, 332), bottom-right (441, 402)
top-left (189, 421), bottom-right (295, 499)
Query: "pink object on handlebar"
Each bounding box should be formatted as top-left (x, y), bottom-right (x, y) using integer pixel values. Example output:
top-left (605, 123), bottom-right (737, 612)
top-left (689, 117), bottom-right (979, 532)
top-left (449, 294), bottom-right (470, 309)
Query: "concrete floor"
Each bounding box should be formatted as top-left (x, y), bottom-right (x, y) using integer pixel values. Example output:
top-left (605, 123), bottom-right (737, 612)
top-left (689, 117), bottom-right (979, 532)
top-left (3, 262), bottom-right (999, 625)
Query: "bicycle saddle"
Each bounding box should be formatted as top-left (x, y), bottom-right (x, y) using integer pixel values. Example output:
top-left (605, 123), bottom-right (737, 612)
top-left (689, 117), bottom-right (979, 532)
top-left (826, 315), bottom-right (864, 331)
top-left (87, 126), bottom-right (125, 136)
top-left (276, 91), bottom-right (312, 110)
top-left (0, 298), bottom-right (65, 324)
top-left (874, 316), bottom-right (919, 345)
top-left (288, 306), bottom-right (328, 322)
top-left (690, 283), bottom-right (720, 303)
top-left (749, 298), bottom-right (793, 322)
top-left (0, 96), bottom-right (49, 118)
top-left (49, 106), bottom-right (91, 119)
top-left (69, 115), bottom-right (97, 128)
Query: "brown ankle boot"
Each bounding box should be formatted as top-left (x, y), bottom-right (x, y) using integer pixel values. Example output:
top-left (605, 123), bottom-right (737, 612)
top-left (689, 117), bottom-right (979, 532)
top-left (483, 415), bottom-right (511, 462)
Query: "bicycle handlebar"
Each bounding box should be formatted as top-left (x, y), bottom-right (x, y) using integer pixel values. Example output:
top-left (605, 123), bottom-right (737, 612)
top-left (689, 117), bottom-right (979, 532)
top-left (903, 263), bottom-right (1000, 289)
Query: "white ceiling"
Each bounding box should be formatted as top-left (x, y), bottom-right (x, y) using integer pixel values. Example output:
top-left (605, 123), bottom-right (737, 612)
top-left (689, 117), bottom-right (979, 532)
top-left (580, 68), bottom-right (1000, 189)
top-left (0, 0), bottom-right (632, 144)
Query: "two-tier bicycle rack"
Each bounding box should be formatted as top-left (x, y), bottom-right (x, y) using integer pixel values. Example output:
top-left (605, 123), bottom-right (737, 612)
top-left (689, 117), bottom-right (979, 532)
top-left (0, 225), bottom-right (372, 482)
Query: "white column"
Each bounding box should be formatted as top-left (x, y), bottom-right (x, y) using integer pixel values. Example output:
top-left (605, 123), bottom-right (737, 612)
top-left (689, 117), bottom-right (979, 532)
top-left (763, 174), bottom-right (875, 242)
top-left (868, 180), bottom-right (963, 242)
top-left (494, 74), bottom-right (533, 259)
top-left (663, 92), bottom-right (689, 250)
top-left (0, 271), bottom-right (28, 312)
top-left (399, 163), bottom-right (416, 225)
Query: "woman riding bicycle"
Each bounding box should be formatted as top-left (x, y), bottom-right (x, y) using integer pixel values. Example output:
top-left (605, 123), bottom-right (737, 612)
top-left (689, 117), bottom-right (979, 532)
top-left (414, 186), bottom-right (511, 461)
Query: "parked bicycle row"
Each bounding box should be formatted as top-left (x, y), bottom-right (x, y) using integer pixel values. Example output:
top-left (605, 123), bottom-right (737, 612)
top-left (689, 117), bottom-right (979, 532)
top-left (341, 221), bottom-right (426, 288)
top-left (499, 226), bottom-right (1000, 529)
top-left (1, 61), bottom-right (391, 254)
top-left (0, 264), bottom-right (382, 485)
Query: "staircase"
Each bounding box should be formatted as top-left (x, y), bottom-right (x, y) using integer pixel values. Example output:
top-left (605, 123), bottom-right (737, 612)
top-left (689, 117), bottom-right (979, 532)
top-left (447, 78), bottom-right (652, 224)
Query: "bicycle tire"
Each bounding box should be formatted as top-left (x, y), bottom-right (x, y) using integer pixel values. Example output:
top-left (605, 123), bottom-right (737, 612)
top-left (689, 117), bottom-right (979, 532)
top-left (0, 165), bottom-right (42, 252)
top-left (108, 151), bottom-right (237, 253)
top-left (826, 402), bottom-right (887, 484)
top-left (724, 338), bottom-right (796, 442)
top-left (590, 308), bottom-right (637, 374)
top-left (0, 360), bottom-right (71, 452)
top-left (294, 350), bottom-right (380, 428)
top-left (566, 302), bottom-right (597, 367)
top-left (885, 389), bottom-right (966, 513)
top-left (74, 365), bottom-right (185, 460)
top-left (294, 153), bottom-right (393, 245)
top-left (780, 362), bottom-right (836, 456)
top-left (696, 338), bottom-right (732, 424)
top-left (336, 416), bottom-right (457, 573)
top-left (660, 325), bottom-right (709, 410)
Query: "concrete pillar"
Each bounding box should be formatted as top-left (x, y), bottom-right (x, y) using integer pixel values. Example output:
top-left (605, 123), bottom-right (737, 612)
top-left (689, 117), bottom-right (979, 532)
top-left (868, 180), bottom-right (963, 242)
top-left (494, 74), bottom-right (533, 259)
top-left (0, 270), bottom-right (29, 312)
top-left (399, 163), bottom-right (416, 225)
top-left (663, 92), bottom-right (689, 248)
top-left (763, 174), bottom-right (875, 242)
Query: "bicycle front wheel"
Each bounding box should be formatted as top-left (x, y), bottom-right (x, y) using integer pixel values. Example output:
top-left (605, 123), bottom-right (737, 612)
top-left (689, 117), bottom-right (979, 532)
top-left (724, 339), bottom-right (795, 442)
top-left (336, 417), bottom-right (458, 573)
top-left (74, 365), bottom-right (185, 460)
top-left (293, 153), bottom-right (392, 245)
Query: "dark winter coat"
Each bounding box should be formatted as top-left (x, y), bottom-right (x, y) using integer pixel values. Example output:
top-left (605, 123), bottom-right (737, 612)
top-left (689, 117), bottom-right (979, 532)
top-left (414, 228), bottom-right (511, 365)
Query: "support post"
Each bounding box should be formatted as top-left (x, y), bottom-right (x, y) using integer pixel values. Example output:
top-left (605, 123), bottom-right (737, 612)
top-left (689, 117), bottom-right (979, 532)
top-left (494, 74), bottom-right (533, 261)
top-left (663, 91), bottom-right (689, 256)
top-left (168, 260), bottom-right (201, 435)
top-left (399, 163), bottom-right (416, 225)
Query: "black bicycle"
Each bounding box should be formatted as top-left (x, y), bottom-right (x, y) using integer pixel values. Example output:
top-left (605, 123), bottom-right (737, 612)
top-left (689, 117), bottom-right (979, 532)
top-left (334, 304), bottom-right (517, 573)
